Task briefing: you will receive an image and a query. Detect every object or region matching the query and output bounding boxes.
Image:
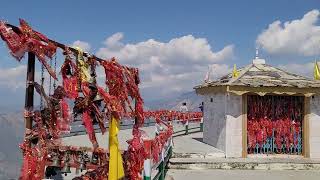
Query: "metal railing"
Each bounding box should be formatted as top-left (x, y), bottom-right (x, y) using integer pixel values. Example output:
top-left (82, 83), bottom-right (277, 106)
top-left (173, 122), bottom-right (203, 136)
top-left (63, 119), bottom-right (156, 137)
top-left (152, 146), bottom-right (172, 180)
top-left (62, 119), bottom-right (200, 180)
top-left (143, 137), bottom-right (173, 180)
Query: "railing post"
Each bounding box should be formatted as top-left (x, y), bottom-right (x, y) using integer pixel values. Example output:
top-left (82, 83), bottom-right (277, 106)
top-left (143, 140), bottom-right (152, 180)
top-left (159, 141), bottom-right (167, 180)
top-left (185, 120), bottom-right (189, 135)
top-left (159, 161), bottom-right (165, 180)
top-left (164, 145), bottom-right (172, 178)
top-left (200, 117), bottom-right (204, 132)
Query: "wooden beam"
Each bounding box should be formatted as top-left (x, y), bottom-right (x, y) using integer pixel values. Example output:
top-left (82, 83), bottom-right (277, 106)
top-left (24, 52), bottom-right (35, 146)
top-left (6, 23), bottom-right (105, 63)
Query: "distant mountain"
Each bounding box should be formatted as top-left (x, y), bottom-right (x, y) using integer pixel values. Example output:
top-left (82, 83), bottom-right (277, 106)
top-left (144, 91), bottom-right (203, 112)
top-left (0, 111), bottom-right (24, 179)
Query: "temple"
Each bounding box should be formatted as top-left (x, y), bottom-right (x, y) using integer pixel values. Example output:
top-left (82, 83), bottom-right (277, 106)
top-left (195, 54), bottom-right (320, 158)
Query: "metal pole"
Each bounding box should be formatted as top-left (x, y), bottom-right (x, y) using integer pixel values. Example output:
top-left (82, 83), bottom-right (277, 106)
top-left (24, 52), bottom-right (35, 141)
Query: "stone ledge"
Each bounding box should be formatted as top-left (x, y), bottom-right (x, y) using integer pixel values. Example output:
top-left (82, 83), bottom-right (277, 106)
top-left (169, 158), bottom-right (320, 170)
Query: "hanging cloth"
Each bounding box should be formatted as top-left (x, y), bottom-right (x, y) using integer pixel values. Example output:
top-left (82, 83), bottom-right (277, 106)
top-left (56, 98), bottom-right (71, 133)
top-left (61, 57), bottom-right (79, 99)
top-left (74, 47), bottom-right (91, 82)
top-left (0, 19), bottom-right (58, 79)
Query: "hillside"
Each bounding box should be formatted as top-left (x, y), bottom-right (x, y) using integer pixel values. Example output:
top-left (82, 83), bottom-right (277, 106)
top-left (145, 91), bottom-right (203, 112)
top-left (0, 111), bottom-right (24, 179)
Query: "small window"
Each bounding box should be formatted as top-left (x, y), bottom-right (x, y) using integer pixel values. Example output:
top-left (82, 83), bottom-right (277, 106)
top-left (210, 98), bottom-right (213, 102)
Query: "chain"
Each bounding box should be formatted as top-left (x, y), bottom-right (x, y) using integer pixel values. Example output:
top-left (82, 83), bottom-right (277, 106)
top-left (76, 51), bottom-right (82, 92)
top-left (49, 57), bottom-right (53, 95)
top-left (40, 64), bottom-right (45, 110)
top-left (53, 55), bottom-right (57, 90)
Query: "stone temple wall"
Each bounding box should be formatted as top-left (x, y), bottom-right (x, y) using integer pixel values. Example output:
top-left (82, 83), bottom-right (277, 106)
top-left (203, 92), bottom-right (227, 152)
top-left (310, 95), bottom-right (320, 159)
top-left (225, 94), bottom-right (243, 157)
top-left (203, 92), bottom-right (243, 157)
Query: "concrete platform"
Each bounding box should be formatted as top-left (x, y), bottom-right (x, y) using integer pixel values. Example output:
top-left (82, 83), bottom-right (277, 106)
top-left (172, 131), bottom-right (225, 159)
top-left (169, 123), bottom-right (320, 171)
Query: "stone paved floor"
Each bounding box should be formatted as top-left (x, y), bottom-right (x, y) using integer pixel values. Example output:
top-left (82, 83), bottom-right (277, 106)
top-left (166, 169), bottom-right (320, 180)
top-left (172, 130), bottom-right (225, 158)
top-left (62, 122), bottom-right (220, 155)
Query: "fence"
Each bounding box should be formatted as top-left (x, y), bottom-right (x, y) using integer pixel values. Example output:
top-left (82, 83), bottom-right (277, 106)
top-left (64, 118), bottom-right (156, 137)
top-left (147, 120), bottom-right (203, 180)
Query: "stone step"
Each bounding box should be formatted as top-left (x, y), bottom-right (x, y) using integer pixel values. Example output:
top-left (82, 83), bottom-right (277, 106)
top-left (172, 152), bottom-right (225, 159)
top-left (169, 158), bottom-right (320, 170)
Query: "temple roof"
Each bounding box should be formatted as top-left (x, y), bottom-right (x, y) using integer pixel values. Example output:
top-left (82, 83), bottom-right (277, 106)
top-left (195, 62), bottom-right (320, 90)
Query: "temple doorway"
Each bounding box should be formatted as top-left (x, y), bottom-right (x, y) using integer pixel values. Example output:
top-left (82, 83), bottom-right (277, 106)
top-left (247, 95), bottom-right (304, 155)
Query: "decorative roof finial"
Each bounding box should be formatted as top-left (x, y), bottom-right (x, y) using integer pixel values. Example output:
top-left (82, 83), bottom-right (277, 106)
top-left (255, 46), bottom-right (259, 59)
top-left (252, 46), bottom-right (266, 64)
top-left (204, 65), bottom-right (211, 83)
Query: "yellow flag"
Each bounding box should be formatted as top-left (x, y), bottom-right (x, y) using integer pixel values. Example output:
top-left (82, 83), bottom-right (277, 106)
top-left (232, 64), bottom-right (239, 78)
top-left (109, 116), bottom-right (125, 180)
top-left (314, 61), bottom-right (320, 80)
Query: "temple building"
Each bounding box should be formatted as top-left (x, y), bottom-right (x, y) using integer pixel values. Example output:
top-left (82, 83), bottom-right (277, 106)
top-left (194, 54), bottom-right (320, 158)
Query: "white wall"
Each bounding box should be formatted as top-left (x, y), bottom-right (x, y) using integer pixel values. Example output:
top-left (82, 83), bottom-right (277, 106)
top-left (310, 95), bottom-right (320, 159)
top-left (202, 92), bottom-right (243, 158)
top-left (225, 94), bottom-right (243, 157)
top-left (203, 92), bottom-right (227, 152)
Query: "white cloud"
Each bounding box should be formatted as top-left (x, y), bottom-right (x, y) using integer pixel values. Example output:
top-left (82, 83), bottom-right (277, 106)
top-left (71, 40), bottom-right (91, 52)
top-left (0, 34), bottom-right (233, 99)
top-left (0, 62), bottom-right (60, 95)
top-left (104, 32), bottom-right (124, 49)
top-left (0, 65), bottom-right (26, 90)
top-left (209, 64), bottom-right (231, 79)
top-left (141, 64), bottom-right (231, 95)
top-left (278, 62), bottom-right (313, 78)
top-left (96, 33), bottom-right (234, 97)
top-left (257, 9), bottom-right (320, 56)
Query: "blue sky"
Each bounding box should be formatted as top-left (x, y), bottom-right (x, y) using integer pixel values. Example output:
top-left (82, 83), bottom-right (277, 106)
top-left (0, 0), bottom-right (319, 109)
